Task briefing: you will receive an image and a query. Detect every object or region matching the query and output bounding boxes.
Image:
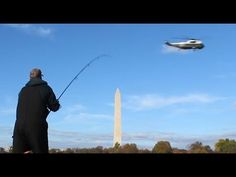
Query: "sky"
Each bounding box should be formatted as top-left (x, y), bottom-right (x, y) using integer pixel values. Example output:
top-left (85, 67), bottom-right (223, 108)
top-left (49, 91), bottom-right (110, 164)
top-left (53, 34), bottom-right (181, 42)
top-left (1, 24), bottom-right (236, 150)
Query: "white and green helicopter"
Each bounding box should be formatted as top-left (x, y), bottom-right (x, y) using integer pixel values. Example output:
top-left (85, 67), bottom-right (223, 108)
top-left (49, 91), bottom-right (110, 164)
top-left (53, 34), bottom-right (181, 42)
top-left (165, 38), bottom-right (205, 50)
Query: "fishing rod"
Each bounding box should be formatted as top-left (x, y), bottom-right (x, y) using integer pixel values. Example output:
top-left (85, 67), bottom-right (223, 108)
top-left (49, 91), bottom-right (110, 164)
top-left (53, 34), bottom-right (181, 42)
top-left (57, 54), bottom-right (109, 101)
top-left (46, 54), bottom-right (109, 116)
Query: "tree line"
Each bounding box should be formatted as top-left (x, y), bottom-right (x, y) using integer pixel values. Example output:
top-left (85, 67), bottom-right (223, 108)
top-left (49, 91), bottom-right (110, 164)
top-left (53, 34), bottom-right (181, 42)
top-left (1, 138), bottom-right (236, 153)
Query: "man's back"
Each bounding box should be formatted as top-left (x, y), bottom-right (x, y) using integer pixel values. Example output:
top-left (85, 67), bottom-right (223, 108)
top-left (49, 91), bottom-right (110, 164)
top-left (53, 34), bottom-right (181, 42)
top-left (13, 69), bottom-right (60, 153)
top-left (16, 78), bottom-right (50, 126)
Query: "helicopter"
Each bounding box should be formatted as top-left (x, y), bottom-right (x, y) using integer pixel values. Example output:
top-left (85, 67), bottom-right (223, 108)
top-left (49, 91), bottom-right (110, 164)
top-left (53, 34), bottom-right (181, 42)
top-left (165, 38), bottom-right (205, 50)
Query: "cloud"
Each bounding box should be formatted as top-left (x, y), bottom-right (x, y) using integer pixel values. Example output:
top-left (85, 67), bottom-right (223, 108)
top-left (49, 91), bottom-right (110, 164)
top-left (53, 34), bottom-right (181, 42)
top-left (48, 129), bottom-right (113, 148)
top-left (64, 104), bottom-right (87, 113)
top-left (2, 125), bottom-right (236, 150)
top-left (214, 74), bottom-right (227, 79)
top-left (161, 45), bottom-right (191, 54)
top-left (64, 112), bottom-right (113, 123)
top-left (232, 102), bottom-right (236, 109)
top-left (49, 103), bottom-right (113, 133)
top-left (47, 128), bottom-right (236, 150)
top-left (0, 126), bottom-right (13, 148)
top-left (115, 131), bottom-right (236, 150)
top-left (5, 24), bottom-right (53, 37)
top-left (0, 107), bottom-right (15, 116)
top-left (60, 103), bottom-right (113, 124)
top-left (213, 72), bottom-right (236, 79)
top-left (0, 96), bottom-right (16, 116)
top-left (123, 93), bottom-right (226, 111)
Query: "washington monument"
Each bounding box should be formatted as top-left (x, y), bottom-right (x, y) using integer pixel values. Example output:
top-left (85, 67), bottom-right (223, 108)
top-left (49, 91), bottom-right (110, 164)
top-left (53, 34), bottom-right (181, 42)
top-left (113, 88), bottom-right (121, 146)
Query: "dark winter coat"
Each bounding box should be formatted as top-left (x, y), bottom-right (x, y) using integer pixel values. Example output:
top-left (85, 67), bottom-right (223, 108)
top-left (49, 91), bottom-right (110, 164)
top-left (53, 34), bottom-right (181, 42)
top-left (13, 78), bottom-right (60, 153)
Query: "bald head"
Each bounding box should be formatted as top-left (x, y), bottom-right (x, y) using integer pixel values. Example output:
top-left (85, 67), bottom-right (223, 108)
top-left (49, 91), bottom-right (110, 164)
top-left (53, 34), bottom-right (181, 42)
top-left (30, 68), bottom-right (43, 79)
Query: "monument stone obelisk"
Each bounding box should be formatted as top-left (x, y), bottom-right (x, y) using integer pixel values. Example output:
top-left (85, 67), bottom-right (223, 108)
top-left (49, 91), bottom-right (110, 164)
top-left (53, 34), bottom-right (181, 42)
top-left (113, 88), bottom-right (121, 146)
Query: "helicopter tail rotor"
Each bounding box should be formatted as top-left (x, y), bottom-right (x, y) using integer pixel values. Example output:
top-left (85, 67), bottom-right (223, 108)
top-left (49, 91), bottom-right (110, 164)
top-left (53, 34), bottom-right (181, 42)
top-left (165, 41), bottom-right (172, 46)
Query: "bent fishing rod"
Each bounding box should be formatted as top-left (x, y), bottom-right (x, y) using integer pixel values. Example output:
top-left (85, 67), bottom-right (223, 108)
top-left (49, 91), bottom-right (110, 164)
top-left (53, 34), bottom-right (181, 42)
top-left (47, 54), bottom-right (109, 115)
top-left (57, 54), bottom-right (109, 101)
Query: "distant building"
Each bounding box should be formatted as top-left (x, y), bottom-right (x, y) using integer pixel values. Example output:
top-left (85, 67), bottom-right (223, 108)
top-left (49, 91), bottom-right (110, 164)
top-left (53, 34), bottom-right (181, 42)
top-left (113, 88), bottom-right (122, 146)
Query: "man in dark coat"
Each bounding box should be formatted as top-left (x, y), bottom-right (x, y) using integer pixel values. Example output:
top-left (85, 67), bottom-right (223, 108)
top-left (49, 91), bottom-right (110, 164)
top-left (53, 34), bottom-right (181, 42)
top-left (13, 68), bottom-right (60, 153)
